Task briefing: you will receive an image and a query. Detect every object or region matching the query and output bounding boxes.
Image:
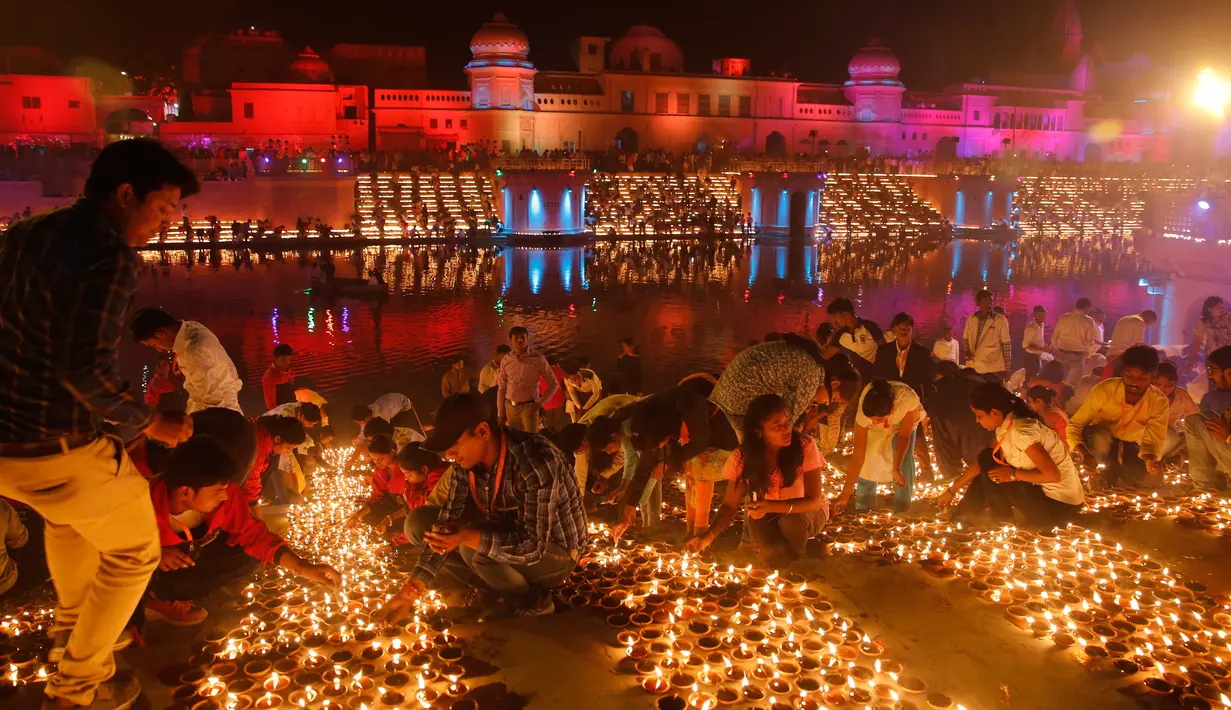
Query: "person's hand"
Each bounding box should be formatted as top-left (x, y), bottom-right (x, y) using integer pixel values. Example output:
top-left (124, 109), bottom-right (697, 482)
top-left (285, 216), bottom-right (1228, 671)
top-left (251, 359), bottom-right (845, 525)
top-left (1206, 417), bottom-right (1231, 441)
top-left (1143, 458), bottom-right (1162, 476)
top-left (590, 477), bottom-right (611, 496)
top-left (1073, 445), bottom-right (1097, 470)
top-left (744, 500), bottom-right (771, 520)
top-left (159, 546), bottom-right (194, 572)
top-left (987, 466), bottom-right (1016, 483)
top-left (374, 581), bottom-right (425, 623)
top-left (606, 482), bottom-right (630, 504)
top-left (832, 492), bottom-right (851, 515)
top-left (298, 562), bottom-right (342, 587)
top-left (145, 412), bottom-right (193, 445)
top-left (936, 488), bottom-right (955, 508)
top-left (422, 526), bottom-right (476, 555)
top-left (610, 506), bottom-right (637, 541)
top-left (683, 533), bottom-right (712, 554)
top-left (375, 518), bottom-right (391, 535)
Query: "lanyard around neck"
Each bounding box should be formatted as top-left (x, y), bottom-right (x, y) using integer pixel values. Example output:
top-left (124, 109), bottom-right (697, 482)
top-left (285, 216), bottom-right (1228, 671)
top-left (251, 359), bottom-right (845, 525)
top-left (468, 435), bottom-right (508, 518)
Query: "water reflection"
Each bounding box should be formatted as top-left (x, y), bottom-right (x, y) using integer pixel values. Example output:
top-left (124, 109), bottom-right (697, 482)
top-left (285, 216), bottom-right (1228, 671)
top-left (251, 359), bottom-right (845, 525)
top-left (131, 238), bottom-right (1154, 417)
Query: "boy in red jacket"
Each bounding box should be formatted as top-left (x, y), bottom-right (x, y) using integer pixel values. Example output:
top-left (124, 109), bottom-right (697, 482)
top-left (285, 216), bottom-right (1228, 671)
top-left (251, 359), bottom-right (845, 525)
top-left (144, 356), bottom-right (177, 409)
top-left (347, 435), bottom-right (405, 537)
top-left (262, 343), bottom-right (296, 410)
top-left (143, 436), bottom-right (340, 626)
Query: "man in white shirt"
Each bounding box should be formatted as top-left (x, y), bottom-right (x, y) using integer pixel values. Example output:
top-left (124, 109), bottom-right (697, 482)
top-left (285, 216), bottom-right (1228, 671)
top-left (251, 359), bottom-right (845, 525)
top-left (1107, 310), bottom-right (1157, 362)
top-left (931, 322), bottom-right (961, 366)
top-left (823, 298), bottom-right (884, 384)
top-left (1090, 309), bottom-right (1108, 350)
top-left (1050, 297), bottom-right (1098, 385)
top-left (1021, 305), bottom-right (1053, 380)
top-left (132, 309), bottom-right (243, 414)
top-left (477, 345), bottom-right (510, 393)
top-left (962, 289), bottom-right (1011, 378)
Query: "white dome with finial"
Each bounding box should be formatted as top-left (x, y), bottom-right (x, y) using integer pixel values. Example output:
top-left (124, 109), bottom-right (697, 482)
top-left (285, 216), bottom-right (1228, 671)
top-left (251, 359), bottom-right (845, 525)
top-left (847, 40), bottom-right (901, 82)
top-left (289, 46), bottom-right (333, 82)
top-left (470, 12), bottom-right (530, 60)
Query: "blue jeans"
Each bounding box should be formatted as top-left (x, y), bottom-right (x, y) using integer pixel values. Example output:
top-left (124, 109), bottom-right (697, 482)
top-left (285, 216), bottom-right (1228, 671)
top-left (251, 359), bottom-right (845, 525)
top-left (854, 430), bottom-right (916, 512)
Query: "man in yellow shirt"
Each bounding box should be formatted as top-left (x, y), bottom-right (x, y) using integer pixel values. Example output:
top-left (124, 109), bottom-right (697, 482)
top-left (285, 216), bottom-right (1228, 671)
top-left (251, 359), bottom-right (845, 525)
top-left (1067, 345), bottom-right (1169, 488)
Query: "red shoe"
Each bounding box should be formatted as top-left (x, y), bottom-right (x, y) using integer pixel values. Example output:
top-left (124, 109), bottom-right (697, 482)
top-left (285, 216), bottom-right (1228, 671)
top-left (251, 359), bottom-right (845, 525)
top-left (145, 598), bottom-right (208, 626)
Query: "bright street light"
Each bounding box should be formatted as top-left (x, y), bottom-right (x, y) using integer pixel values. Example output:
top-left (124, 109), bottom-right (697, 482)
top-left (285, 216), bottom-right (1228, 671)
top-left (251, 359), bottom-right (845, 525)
top-left (1193, 68), bottom-right (1229, 119)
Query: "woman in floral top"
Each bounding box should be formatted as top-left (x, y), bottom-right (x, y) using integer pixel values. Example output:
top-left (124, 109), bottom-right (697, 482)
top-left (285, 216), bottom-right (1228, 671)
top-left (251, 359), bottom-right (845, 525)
top-left (685, 394), bottom-right (828, 566)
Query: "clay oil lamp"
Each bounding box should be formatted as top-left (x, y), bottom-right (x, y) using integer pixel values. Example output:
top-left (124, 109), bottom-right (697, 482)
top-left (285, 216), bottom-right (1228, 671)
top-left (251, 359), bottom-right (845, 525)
top-left (361, 642), bottom-right (384, 661)
top-left (739, 678), bottom-right (764, 702)
top-left (444, 673), bottom-right (468, 698)
top-left (287, 686), bottom-right (318, 707)
top-left (687, 682), bottom-right (717, 710)
top-left (254, 692), bottom-right (283, 709)
top-left (262, 672), bottom-right (290, 694)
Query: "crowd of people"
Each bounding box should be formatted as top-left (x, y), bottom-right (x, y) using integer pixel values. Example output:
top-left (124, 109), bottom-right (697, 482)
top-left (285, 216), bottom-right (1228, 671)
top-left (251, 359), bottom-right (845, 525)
top-left (7, 138), bottom-right (1231, 710)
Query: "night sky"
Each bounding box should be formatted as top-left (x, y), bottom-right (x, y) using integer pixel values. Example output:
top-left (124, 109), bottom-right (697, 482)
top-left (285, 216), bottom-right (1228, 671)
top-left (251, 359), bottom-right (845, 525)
top-left (3, 0), bottom-right (1230, 89)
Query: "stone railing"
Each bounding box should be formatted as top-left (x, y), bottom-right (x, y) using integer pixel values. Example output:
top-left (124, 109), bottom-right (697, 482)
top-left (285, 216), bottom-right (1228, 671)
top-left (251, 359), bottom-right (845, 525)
top-left (491, 157), bottom-right (590, 171)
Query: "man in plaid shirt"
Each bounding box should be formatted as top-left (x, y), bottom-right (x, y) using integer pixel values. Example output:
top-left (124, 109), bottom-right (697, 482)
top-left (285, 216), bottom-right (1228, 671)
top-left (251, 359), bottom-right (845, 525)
top-left (379, 392), bottom-right (586, 620)
top-left (0, 139), bottom-right (197, 710)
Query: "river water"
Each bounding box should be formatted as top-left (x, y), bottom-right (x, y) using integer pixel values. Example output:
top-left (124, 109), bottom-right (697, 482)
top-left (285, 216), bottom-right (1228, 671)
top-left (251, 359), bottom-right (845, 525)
top-left (124, 238), bottom-right (1157, 427)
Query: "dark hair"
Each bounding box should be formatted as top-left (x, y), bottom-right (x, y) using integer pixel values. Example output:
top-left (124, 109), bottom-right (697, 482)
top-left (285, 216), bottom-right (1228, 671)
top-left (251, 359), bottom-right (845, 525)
top-left (1202, 296), bottom-right (1225, 324)
top-left (826, 298), bottom-right (855, 315)
top-left (318, 425), bottom-right (334, 439)
top-left (1025, 385), bottom-right (1057, 407)
top-left (1075, 297), bottom-right (1092, 310)
top-left (969, 382), bottom-right (1037, 421)
top-left (739, 394), bottom-right (805, 498)
top-left (297, 403), bottom-right (322, 424)
top-left (815, 322), bottom-right (834, 344)
top-left (629, 399), bottom-right (683, 452)
top-left (974, 289), bottom-right (993, 303)
top-left (258, 415), bottom-right (306, 446)
top-left (934, 359), bottom-right (960, 378)
top-left (559, 423), bottom-right (587, 453)
top-left (561, 360), bottom-right (581, 376)
top-left (163, 435), bottom-right (237, 491)
top-left (363, 417), bottom-right (394, 439)
top-left (824, 355), bottom-right (862, 401)
top-left (1039, 360), bottom-right (1067, 384)
top-left (84, 138), bottom-right (199, 202)
top-left (1208, 345), bottom-right (1231, 370)
top-left (1141, 309), bottom-right (1158, 321)
top-left (397, 442), bottom-right (442, 472)
top-left (495, 344), bottom-right (512, 355)
top-left (272, 343), bottom-right (293, 357)
top-left (585, 415), bottom-right (623, 451)
top-left (860, 380), bottom-right (896, 419)
top-left (1033, 305), bottom-right (1046, 314)
top-left (1120, 345), bottom-right (1160, 373)
top-left (1156, 361), bottom-right (1179, 381)
top-left (622, 337), bottom-right (636, 347)
top-left (368, 434), bottom-right (395, 456)
top-left (351, 404), bottom-right (374, 421)
top-left (764, 331), bottom-right (784, 342)
top-left (130, 308), bottom-right (177, 342)
top-left (508, 325), bottom-right (528, 338)
top-left (890, 312), bottom-right (914, 328)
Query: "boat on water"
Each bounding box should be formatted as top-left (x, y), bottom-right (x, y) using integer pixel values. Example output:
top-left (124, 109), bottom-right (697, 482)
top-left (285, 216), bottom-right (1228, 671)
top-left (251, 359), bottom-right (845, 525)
top-left (307, 276), bottom-right (389, 300)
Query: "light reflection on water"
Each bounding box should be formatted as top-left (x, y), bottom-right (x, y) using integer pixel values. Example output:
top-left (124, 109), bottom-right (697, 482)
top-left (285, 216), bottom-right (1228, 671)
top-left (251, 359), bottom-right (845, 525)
top-left (126, 239), bottom-right (1154, 421)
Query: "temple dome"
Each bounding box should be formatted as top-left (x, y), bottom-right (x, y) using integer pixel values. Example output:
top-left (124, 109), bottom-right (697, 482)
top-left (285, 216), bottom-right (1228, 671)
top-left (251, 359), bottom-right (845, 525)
top-left (289, 46), bottom-right (333, 82)
top-left (847, 40), bottom-right (901, 82)
top-left (609, 26), bottom-right (683, 72)
top-left (469, 13), bottom-right (530, 60)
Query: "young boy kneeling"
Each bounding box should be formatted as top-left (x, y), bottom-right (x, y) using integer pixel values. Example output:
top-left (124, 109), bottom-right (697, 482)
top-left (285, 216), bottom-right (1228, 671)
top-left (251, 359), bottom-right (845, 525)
top-left (143, 437), bottom-right (341, 625)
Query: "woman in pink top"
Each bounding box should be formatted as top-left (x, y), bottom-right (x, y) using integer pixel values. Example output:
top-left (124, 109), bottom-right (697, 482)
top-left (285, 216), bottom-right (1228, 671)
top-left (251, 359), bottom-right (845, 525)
top-left (684, 394), bottom-right (828, 566)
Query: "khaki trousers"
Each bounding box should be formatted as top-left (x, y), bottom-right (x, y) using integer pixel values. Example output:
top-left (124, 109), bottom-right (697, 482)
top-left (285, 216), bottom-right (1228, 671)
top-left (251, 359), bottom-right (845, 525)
top-left (0, 437), bottom-right (160, 705)
top-left (505, 402), bottom-right (540, 433)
